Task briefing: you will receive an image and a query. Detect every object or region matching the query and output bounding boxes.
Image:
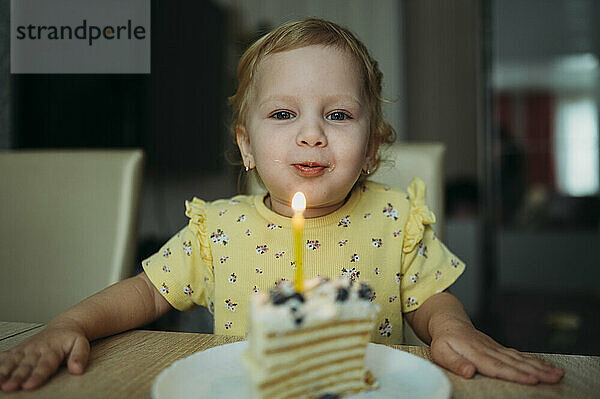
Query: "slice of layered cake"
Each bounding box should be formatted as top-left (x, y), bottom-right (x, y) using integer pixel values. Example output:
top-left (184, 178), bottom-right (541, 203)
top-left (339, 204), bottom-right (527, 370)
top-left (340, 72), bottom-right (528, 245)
top-left (242, 277), bottom-right (380, 399)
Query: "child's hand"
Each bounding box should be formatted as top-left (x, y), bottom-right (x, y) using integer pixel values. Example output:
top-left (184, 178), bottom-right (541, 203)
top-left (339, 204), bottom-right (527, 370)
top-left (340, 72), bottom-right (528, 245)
top-left (0, 322), bottom-right (89, 392)
top-left (429, 316), bottom-right (565, 385)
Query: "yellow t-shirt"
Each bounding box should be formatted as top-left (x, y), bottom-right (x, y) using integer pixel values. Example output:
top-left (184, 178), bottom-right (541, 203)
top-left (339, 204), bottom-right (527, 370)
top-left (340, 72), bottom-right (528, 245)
top-left (142, 178), bottom-right (465, 344)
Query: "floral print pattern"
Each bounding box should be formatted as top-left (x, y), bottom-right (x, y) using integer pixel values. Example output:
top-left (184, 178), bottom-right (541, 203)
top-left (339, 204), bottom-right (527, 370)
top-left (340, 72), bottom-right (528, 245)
top-left (225, 299), bottom-right (237, 312)
top-left (338, 216), bottom-right (351, 227)
top-left (306, 240), bottom-right (321, 250)
top-left (182, 241), bottom-right (193, 255)
top-left (142, 180), bottom-right (465, 343)
top-left (417, 241), bottom-right (428, 258)
top-left (160, 283), bottom-right (169, 294)
top-left (405, 297), bottom-right (418, 307)
top-left (256, 245), bottom-right (268, 254)
top-left (383, 203), bottom-right (399, 220)
top-left (379, 318), bottom-right (392, 337)
top-left (341, 267), bottom-right (360, 281)
top-left (210, 229), bottom-right (230, 246)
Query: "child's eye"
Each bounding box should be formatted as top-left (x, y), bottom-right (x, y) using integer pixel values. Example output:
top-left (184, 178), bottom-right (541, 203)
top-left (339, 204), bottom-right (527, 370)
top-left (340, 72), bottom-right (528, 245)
top-left (270, 111), bottom-right (295, 120)
top-left (327, 111), bottom-right (351, 121)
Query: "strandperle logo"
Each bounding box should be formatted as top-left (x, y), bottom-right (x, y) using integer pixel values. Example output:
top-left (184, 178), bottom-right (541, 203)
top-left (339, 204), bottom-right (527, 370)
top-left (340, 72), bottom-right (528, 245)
top-left (11, 0), bottom-right (150, 74)
top-left (15, 19), bottom-right (146, 46)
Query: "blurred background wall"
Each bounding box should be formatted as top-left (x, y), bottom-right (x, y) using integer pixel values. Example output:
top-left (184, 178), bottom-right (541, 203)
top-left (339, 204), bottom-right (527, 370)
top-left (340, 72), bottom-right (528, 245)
top-left (488, 0), bottom-right (600, 355)
top-left (1, 0), bottom-right (598, 355)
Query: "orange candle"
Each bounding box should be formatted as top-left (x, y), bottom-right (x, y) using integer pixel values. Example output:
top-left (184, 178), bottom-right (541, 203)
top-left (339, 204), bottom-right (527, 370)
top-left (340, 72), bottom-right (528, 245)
top-left (291, 192), bottom-right (306, 292)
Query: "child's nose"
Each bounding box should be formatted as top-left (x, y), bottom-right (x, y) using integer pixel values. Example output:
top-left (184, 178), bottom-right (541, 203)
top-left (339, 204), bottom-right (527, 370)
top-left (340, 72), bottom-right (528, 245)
top-left (296, 119), bottom-right (328, 148)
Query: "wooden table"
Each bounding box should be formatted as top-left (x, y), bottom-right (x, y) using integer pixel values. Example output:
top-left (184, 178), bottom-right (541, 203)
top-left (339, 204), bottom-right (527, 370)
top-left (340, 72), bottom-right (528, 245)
top-left (1, 322), bottom-right (598, 398)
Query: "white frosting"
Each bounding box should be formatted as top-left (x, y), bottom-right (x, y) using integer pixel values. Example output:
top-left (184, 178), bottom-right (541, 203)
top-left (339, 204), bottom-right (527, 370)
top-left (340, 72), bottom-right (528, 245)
top-left (249, 277), bottom-right (380, 334)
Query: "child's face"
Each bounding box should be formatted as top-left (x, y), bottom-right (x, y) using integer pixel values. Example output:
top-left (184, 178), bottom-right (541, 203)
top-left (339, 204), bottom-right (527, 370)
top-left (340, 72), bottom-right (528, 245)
top-left (237, 45), bottom-right (374, 217)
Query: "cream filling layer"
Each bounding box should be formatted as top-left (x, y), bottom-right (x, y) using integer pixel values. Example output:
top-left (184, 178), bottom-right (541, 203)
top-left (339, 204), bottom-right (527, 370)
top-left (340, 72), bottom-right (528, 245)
top-left (242, 346), bottom-right (366, 386)
top-left (248, 319), bottom-right (373, 355)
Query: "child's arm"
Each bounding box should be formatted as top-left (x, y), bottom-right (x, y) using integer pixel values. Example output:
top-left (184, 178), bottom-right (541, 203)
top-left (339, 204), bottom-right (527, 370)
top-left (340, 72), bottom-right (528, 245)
top-left (404, 291), bottom-right (565, 385)
top-left (0, 272), bottom-right (172, 392)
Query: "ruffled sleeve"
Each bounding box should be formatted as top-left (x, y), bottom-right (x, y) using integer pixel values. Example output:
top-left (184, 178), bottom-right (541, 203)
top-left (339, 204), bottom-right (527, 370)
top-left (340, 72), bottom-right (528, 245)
top-left (400, 178), bottom-right (465, 313)
top-left (402, 178), bottom-right (436, 253)
top-left (141, 225), bottom-right (214, 311)
top-left (140, 198), bottom-right (215, 312)
top-left (185, 197), bottom-right (214, 267)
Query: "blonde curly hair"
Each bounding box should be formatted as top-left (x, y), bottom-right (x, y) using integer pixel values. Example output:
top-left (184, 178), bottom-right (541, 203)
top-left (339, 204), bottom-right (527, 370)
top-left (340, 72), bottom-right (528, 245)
top-left (229, 18), bottom-right (396, 175)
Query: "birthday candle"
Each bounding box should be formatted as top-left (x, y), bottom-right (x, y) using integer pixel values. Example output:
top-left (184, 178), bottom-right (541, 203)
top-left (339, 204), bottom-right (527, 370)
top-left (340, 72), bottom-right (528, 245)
top-left (291, 192), bottom-right (306, 292)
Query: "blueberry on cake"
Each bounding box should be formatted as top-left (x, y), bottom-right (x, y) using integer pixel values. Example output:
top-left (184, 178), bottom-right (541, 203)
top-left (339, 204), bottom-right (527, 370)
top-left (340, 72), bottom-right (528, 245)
top-left (242, 277), bottom-right (380, 399)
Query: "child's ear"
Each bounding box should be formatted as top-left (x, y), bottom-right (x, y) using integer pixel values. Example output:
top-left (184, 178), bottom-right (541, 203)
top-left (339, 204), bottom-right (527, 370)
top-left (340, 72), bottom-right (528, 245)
top-left (363, 131), bottom-right (379, 171)
top-left (236, 124), bottom-right (255, 169)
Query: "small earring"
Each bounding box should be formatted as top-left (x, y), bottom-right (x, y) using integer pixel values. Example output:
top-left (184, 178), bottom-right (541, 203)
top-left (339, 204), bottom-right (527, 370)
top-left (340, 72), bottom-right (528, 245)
top-left (363, 168), bottom-right (370, 175)
top-left (245, 165), bottom-right (249, 172)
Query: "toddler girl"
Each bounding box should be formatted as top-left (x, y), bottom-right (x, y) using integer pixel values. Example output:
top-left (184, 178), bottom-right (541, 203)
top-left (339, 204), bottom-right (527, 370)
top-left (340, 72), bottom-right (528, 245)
top-left (0, 18), bottom-right (564, 392)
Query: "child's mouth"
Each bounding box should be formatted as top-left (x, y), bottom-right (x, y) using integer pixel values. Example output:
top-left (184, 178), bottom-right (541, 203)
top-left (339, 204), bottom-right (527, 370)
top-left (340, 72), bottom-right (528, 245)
top-left (293, 162), bottom-right (327, 177)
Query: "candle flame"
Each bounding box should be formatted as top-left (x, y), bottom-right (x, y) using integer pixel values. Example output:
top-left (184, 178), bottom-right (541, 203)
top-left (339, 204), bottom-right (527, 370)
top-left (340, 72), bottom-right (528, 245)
top-left (291, 192), bottom-right (306, 212)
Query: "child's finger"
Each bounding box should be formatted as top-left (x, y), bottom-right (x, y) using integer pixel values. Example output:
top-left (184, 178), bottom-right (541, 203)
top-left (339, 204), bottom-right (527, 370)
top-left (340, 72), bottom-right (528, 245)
top-left (485, 348), bottom-right (562, 384)
top-left (500, 348), bottom-right (564, 383)
top-left (21, 349), bottom-right (62, 390)
top-left (500, 348), bottom-right (563, 371)
top-left (0, 352), bottom-right (18, 384)
top-left (66, 336), bottom-right (89, 374)
top-left (503, 347), bottom-right (564, 377)
top-left (474, 352), bottom-right (539, 385)
top-left (2, 359), bottom-right (36, 392)
top-left (0, 350), bottom-right (28, 391)
top-left (431, 341), bottom-right (476, 378)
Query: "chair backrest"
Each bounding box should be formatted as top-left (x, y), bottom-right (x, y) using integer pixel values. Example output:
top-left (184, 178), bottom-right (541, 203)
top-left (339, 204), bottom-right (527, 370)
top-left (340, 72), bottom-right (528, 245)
top-left (0, 150), bottom-right (144, 322)
top-left (245, 142), bottom-right (446, 240)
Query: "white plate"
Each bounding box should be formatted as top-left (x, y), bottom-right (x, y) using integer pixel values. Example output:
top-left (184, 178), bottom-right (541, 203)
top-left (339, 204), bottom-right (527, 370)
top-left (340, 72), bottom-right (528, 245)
top-left (151, 342), bottom-right (451, 399)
